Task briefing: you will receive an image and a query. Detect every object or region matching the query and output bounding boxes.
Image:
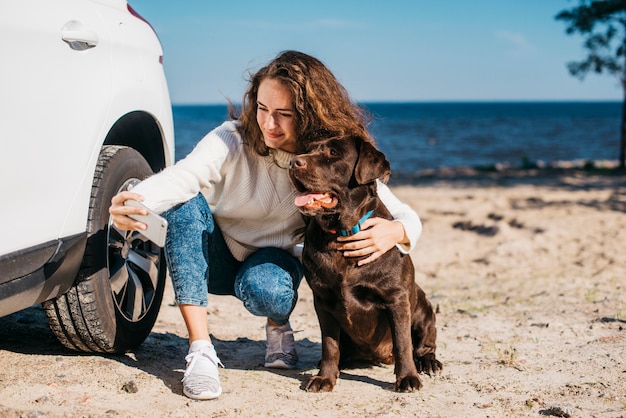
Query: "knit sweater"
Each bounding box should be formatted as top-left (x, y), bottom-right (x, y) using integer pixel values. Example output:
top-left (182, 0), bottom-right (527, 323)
top-left (133, 121), bottom-right (421, 261)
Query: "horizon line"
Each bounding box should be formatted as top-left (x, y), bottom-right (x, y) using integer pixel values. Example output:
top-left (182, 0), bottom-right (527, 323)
top-left (172, 98), bottom-right (622, 107)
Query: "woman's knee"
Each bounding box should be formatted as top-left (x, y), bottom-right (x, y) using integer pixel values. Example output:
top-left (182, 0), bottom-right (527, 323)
top-left (235, 248), bottom-right (303, 320)
top-left (162, 193), bottom-right (212, 230)
top-left (241, 282), bottom-right (294, 320)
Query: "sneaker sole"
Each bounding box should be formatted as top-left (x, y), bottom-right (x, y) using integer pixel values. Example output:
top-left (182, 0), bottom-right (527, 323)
top-left (183, 387), bottom-right (222, 400)
top-left (264, 359), bottom-right (297, 369)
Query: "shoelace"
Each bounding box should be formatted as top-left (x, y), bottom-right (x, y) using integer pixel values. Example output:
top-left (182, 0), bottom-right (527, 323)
top-left (182, 346), bottom-right (224, 381)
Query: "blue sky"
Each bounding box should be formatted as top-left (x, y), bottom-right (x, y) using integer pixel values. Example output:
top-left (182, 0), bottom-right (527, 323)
top-left (129, 0), bottom-right (622, 105)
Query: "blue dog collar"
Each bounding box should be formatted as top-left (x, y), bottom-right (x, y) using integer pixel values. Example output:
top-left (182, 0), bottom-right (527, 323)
top-left (340, 210), bottom-right (374, 236)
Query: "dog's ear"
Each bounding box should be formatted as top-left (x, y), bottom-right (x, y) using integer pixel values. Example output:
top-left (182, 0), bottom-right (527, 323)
top-left (354, 138), bottom-right (391, 184)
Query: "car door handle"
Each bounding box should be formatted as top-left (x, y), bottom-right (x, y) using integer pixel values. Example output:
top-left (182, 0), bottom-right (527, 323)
top-left (61, 21), bottom-right (99, 49)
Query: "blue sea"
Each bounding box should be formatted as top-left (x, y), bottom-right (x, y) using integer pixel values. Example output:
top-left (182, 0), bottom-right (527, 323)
top-left (173, 101), bottom-right (621, 176)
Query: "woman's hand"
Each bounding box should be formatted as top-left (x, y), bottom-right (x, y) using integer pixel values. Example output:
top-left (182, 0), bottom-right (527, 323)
top-left (108, 191), bottom-right (149, 231)
top-left (336, 217), bottom-right (408, 266)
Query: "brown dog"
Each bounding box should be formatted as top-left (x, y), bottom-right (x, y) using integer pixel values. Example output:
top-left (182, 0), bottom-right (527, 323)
top-left (289, 135), bottom-right (441, 392)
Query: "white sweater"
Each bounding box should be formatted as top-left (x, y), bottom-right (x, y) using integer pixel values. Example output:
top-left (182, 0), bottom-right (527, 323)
top-left (133, 121), bottom-right (421, 261)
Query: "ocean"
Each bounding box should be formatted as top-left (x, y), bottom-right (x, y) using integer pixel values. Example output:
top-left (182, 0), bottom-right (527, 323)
top-left (172, 101), bottom-right (622, 176)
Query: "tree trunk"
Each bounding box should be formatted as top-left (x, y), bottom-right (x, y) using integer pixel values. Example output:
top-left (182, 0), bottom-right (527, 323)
top-left (622, 83), bottom-right (626, 168)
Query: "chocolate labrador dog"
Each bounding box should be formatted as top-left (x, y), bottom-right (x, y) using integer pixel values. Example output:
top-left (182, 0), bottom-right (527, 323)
top-left (289, 135), bottom-right (442, 393)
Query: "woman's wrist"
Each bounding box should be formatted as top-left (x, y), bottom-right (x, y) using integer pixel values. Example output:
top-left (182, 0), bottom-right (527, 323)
top-left (392, 220), bottom-right (410, 245)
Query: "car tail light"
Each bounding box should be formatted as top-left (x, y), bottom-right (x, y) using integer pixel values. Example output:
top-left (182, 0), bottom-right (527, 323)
top-left (127, 3), bottom-right (164, 63)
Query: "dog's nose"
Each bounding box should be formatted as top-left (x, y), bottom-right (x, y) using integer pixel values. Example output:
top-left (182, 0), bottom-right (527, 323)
top-left (290, 156), bottom-right (306, 169)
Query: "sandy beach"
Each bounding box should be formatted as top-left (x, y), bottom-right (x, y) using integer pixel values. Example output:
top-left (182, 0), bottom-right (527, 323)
top-left (1, 168), bottom-right (625, 418)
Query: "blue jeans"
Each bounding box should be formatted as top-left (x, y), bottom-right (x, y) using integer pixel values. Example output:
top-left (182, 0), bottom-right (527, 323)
top-left (162, 193), bottom-right (303, 326)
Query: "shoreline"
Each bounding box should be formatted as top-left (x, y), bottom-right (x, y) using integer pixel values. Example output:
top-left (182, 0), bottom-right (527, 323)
top-left (389, 159), bottom-right (626, 188)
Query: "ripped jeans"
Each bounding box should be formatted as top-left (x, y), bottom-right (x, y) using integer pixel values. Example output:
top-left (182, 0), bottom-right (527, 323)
top-left (162, 193), bottom-right (303, 326)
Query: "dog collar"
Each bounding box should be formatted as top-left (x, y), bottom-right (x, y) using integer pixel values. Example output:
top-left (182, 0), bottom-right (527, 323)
top-left (338, 210), bottom-right (374, 236)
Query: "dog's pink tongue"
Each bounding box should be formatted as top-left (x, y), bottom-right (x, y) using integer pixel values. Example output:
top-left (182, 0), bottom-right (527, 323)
top-left (295, 192), bottom-right (328, 208)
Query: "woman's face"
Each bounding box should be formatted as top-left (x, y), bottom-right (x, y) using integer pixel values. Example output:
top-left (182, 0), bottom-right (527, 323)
top-left (256, 78), bottom-right (297, 153)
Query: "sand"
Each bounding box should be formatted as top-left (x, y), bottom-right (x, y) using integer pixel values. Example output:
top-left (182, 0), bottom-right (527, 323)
top-left (1, 168), bottom-right (625, 418)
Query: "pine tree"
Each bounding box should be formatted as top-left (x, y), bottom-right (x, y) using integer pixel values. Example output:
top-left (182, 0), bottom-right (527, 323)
top-left (556, 0), bottom-right (626, 168)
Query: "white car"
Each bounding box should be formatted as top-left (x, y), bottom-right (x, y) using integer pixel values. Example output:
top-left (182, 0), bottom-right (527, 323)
top-left (0, 0), bottom-right (174, 353)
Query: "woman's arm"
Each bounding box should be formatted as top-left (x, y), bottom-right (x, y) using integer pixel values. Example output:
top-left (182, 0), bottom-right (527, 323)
top-left (375, 180), bottom-right (422, 253)
top-left (132, 121), bottom-right (238, 213)
top-left (109, 122), bottom-right (238, 230)
top-left (336, 180), bottom-right (422, 265)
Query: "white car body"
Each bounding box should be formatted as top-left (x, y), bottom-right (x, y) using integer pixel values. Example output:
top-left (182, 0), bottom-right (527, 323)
top-left (0, 0), bottom-right (173, 254)
top-left (0, 0), bottom-right (175, 352)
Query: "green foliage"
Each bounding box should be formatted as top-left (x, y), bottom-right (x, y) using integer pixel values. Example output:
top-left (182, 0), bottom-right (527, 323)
top-left (555, 0), bottom-right (626, 80)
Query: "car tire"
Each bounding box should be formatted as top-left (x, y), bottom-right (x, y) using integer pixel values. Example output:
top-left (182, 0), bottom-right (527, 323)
top-left (43, 145), bottom-right (166, 353)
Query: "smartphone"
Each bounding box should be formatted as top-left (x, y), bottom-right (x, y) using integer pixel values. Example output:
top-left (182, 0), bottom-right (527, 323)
top-left (124, 200), bottom-right (168, 247)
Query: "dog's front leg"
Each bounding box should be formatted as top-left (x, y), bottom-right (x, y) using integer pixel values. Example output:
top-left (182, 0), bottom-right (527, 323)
top-left (389, 298), bottom-right (422, 392)
top-left (306, 303), bottom-right (341, 392)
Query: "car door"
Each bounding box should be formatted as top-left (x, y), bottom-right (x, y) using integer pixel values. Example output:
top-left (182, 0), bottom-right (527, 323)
top-left (0, 0), bottom-right (113, 257)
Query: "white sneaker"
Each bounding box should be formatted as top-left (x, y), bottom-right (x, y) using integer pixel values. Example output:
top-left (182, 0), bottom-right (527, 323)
top-left (182, 341), bottom-right (224, 400)
top-left (264, 322), bottom-right (299, 369)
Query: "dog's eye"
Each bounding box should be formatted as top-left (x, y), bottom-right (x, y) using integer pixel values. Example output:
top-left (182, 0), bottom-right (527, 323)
top-left (329, 149), bottom-right (338, 156)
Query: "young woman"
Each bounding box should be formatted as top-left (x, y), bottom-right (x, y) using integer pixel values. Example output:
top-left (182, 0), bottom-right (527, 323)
top-left (108, 50), bottom-right (422, 400)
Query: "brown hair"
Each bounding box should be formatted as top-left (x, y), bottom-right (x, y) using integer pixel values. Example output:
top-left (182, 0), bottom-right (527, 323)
top-left (230, 50), bottom-right (372, 156)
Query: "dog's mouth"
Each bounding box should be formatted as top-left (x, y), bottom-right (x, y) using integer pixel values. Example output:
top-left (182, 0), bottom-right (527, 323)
top-left (294, 192), bottom-right (338, 211)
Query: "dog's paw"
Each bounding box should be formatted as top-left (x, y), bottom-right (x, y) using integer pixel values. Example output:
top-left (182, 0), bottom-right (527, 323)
top-left (416, 353), bottom-right (443, 375)
top-left (305, 376), bottom-right (336, 393)
top-left (395, 375), bottom-right (422, 392)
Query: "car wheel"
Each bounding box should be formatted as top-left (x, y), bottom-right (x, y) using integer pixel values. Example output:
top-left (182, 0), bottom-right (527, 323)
top-left (43, 145), bottom-right (166, 353)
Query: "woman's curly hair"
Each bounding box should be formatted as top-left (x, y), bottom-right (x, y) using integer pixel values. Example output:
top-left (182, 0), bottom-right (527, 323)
top-left (230, 50), bottom-right (373, 156)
